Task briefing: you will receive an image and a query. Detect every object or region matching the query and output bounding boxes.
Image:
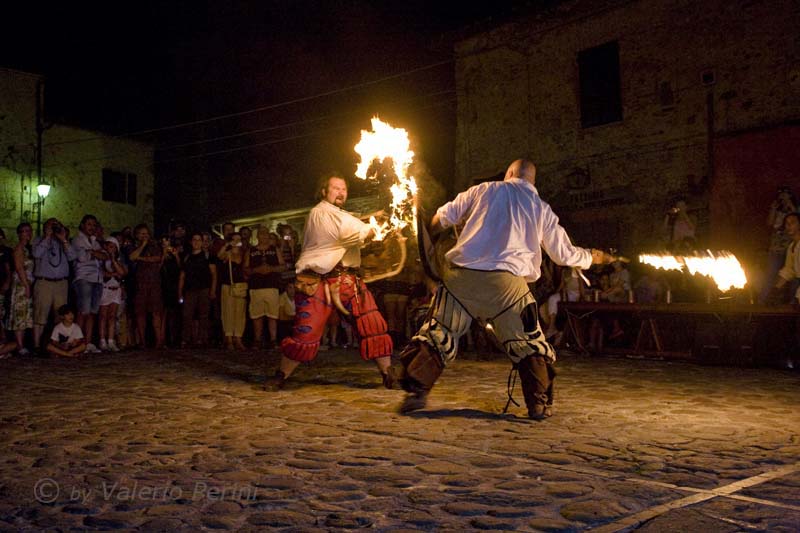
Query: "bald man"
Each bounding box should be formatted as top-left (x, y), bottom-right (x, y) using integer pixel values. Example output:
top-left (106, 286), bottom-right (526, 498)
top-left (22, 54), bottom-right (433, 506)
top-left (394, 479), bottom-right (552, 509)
top-left (390, 158), bottom-right (611, 419)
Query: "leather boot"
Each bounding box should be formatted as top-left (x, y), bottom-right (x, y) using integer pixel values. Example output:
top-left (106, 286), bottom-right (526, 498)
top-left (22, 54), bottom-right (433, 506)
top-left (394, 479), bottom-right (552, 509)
top-left (517, 355), bottom-right (554, 420)
top-left (263, 370), bottom-right (286, 391)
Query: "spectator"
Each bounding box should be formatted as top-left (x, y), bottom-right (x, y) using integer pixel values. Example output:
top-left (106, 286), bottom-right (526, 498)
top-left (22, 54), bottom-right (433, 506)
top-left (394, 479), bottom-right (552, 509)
top-left (72, 214), bottom-right (108, 353)
top-left (240, 225), bottom-right (253, 254)
top-left (211, 222), bottom-right (235, 258)
top-left (129, 224), bottom-right (165, 349)
top-left (170, 222), bottom-right (188, 256)
top-left (98, 237), bottom-right (127, 352)
top-left (760, 186), bottom-right (797, 303)
top-left (179, 232), bottom-right (217, 347)
top-left (277, 224), bottom-right (299, 281)
top-left (0, 229), bottom-right (12, 328)
top-left (587, 273), bottom-right (612, 353)
top-left (0, 319), bottom-right (17, 359)
top-left (217, 231), bottom-right (248, 351)
top-left (117, 231), bottom-right (137, 349)
top-left (663, 198), bottom-right (696, 252)
top-left (542, 266), bottom-right (584, 343)
top-left (634, 270), bottom-right (666, 304)
top-left (245, 227), bottom-right (284, 349)
top-left (7, 223), bottom-right (34, 355)
top-left (32, 218), bottom-right (76, 353)
top-left (160, 235), bottom-right (182, 347)
top-left (772, 212), bottom-right (800, 304)
top-left (202, 230), bottom-right (223, 346)
top-left (605, 260), bottom-right (631, 303)
top-left (46, 305), bottom-right (86, 358)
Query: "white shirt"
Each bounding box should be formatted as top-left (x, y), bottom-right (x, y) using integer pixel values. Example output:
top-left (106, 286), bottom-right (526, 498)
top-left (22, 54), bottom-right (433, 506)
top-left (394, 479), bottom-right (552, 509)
top-left (436, 178), bottom-right (592, 282)
top-left (50, 322), bottom-right (84, 344)
top-left (295, 200), bottom-right (372, 274)
top-left (71, 231), bottom-right (103, 283)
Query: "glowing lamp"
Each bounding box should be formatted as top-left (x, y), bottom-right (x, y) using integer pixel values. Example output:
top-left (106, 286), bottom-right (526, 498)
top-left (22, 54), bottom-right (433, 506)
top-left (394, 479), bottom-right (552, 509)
top-left (36, 182), bottom-right (51, 198)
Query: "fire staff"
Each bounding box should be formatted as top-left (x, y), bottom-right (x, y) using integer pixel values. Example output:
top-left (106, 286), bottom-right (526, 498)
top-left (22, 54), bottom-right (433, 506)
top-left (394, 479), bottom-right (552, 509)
top-left (264, 174), bottom-right (394, 390)
top-left (390, 159), bottom-right (612, 419)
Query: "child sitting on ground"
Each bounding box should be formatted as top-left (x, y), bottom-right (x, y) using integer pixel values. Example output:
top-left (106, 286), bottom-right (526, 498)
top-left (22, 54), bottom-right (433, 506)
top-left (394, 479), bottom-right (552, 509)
top-left (47, 305), bottom-right (87, 358)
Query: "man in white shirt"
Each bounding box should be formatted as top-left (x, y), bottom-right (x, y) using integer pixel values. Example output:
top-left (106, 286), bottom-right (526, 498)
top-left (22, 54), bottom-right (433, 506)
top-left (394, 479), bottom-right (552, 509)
top-left (391, 159), bottom-right (611, 419)
top-left (265, 174), bottom-right (393, 390)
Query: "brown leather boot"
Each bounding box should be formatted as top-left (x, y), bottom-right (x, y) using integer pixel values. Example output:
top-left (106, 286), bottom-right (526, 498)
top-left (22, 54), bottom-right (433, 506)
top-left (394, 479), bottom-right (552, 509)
top-left (517, 355), bottom-right (554, 420)
top-left (263, 370), bottom-right (286, 391)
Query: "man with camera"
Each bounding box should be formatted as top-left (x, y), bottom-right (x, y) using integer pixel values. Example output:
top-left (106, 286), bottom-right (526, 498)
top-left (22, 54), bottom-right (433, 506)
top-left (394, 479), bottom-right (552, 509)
top-left (32, 218), bottom-right (78, 354)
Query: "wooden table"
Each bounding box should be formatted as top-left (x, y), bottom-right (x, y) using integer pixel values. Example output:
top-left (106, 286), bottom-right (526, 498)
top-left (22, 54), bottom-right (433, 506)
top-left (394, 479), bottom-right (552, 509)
top-left (560, 301), bottom-right (799, 364)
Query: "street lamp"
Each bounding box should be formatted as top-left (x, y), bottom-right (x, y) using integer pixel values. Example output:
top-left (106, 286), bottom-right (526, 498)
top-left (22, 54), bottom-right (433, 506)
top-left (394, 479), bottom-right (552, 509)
top-left (35, 179), bottom-right (50, 236)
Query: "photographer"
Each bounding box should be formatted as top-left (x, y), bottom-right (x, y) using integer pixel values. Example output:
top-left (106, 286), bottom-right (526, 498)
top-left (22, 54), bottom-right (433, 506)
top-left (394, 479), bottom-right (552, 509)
top-left (217, 232), bottom-right (248, 351)
top-left (32, 218), bottom-right (78, 353)
top-left (663, 198), bottom-right (696, 252)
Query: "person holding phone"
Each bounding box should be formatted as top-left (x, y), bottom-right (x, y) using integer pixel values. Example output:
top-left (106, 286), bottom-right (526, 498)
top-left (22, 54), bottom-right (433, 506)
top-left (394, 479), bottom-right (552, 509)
top-left (129, 224), bottom-right (165, 349)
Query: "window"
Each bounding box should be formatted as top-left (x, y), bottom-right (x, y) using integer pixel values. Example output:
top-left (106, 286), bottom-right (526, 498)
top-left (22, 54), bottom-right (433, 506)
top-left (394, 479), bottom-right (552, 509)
top-left (578, 41), bottom-right (622, 128)
top-left (102, 168), bottom-right (137, 205)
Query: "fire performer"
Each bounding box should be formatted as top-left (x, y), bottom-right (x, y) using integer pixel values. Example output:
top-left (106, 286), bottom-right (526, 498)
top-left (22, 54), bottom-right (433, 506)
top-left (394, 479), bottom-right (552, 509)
top-left (390, 159), bottom-right (612, 419)
top-left (264, 173), bottom-right (394, 390)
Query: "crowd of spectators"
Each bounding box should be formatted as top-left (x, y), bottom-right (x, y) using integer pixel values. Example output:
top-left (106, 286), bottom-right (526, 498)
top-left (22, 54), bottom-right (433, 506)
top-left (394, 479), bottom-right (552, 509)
top-left (0, 213), bottom-right (437, 360)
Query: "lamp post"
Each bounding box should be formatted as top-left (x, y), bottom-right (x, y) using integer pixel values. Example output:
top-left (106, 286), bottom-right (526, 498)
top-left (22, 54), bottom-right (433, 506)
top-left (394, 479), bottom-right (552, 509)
top-left (35, 179), bottom-right (50, 236)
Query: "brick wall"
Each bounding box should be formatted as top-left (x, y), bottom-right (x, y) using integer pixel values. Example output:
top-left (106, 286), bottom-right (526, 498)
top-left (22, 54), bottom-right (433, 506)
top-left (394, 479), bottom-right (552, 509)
top-left (455, 0), bottom-right (800, 253)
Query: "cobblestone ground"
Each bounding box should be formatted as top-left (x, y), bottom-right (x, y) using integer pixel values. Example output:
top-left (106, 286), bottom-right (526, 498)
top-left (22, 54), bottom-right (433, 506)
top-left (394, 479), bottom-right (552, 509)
top-left (1, 346), bottom-right (799, 531)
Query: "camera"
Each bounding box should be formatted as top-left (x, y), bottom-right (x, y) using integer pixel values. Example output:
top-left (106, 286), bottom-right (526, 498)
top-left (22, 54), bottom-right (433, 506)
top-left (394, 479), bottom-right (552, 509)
top-left (51, 222), bottom-right (62, 233)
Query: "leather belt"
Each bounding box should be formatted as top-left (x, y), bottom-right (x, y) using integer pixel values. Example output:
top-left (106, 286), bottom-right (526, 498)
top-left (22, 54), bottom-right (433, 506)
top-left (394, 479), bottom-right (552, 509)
top-left (37, 276), bottom-right (68, 282)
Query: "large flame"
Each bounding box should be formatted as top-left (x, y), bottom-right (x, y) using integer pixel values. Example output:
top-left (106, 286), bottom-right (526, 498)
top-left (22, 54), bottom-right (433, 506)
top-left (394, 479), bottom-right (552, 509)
top-left (354, 117), bottom-right (417, 240)
top-left (639, 251), bottom-right (747, 292)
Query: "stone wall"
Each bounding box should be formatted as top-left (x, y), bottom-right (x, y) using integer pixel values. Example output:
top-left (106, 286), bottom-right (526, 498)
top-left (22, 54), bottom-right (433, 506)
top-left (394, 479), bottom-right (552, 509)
top-left (454, 0), bottom-right (800, 252)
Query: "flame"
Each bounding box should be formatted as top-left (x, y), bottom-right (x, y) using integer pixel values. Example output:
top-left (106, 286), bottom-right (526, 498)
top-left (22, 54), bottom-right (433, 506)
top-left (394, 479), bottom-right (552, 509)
top-left (354, 117), bottom-right (417, 240)
top-left (639, 250), bottom-right (747, 292)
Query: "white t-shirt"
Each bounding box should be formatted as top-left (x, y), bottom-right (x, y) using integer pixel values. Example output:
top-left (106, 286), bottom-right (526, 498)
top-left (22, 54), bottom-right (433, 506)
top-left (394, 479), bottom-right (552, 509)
top-left (436, 178), bottom-right (592, 282)
top-left (50, 322), bottom-right (84, 345)
top-left (295, 200), bottom-right (371, 274)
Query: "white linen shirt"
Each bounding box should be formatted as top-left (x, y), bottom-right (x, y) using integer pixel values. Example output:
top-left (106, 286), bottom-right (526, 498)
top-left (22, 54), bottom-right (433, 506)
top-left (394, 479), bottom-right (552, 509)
top-left (295, 200), bottom-right (372, 275)
top-left (436, 178), bottom-right (592, 282)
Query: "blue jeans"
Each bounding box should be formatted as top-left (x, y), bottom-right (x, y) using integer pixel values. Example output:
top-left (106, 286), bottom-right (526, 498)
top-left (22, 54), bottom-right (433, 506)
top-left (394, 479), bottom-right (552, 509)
top-left (74, 280), bottom-right (103, 315)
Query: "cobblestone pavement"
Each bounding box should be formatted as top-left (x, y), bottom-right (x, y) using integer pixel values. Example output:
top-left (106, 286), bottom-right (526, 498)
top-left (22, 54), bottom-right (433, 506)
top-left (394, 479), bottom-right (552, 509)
top-left (1, 346), bottom-right (799, 531)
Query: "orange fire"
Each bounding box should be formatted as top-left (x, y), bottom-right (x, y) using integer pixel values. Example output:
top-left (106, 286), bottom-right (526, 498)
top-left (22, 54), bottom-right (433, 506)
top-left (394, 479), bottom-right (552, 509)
top-left (638, 251), bottom-right (748, 291)
top-left (354, 117), bottom-right (418, 240)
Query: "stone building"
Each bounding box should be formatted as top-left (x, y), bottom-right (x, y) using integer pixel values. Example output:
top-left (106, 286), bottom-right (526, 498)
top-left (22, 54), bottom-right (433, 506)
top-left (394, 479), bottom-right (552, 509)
top-left (454, 0), bottom-right (800, 265)
top-left (0, 67), bottom-right (154, 240)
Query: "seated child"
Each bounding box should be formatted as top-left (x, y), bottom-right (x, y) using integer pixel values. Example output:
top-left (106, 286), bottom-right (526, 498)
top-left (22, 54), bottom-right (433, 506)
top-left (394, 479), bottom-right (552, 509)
top-left (47, 305), bottom-right (87, 358)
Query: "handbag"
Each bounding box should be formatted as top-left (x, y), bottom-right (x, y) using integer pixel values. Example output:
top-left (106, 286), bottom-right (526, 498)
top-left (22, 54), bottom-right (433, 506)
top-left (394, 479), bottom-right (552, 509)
top-left (228, 258), bottom-right (248, 298)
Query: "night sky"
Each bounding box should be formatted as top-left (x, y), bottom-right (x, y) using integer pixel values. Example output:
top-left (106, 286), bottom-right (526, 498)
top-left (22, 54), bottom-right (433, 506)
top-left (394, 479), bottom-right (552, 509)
top-left (1, 1), bottom-right (538, 222)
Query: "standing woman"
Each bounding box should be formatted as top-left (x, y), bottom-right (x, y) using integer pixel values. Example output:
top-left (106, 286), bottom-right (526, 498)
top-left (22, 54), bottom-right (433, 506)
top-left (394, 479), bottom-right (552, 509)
top-left (7, 223), bottom-right (34, 355)
top-left (217, 232), bottom-right (248, 351)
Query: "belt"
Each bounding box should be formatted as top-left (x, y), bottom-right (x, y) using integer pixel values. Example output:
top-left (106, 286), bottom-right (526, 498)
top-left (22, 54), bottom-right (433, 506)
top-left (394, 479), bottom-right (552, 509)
top-left (37, 276), bottom-right (68, 282)
top-left (329, 264), bottom-right (360, 276)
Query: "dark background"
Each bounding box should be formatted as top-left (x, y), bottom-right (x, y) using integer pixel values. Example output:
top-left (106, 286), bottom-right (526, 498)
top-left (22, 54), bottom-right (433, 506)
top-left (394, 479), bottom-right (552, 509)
top-left (1, 0), bottom-right (541, 228)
